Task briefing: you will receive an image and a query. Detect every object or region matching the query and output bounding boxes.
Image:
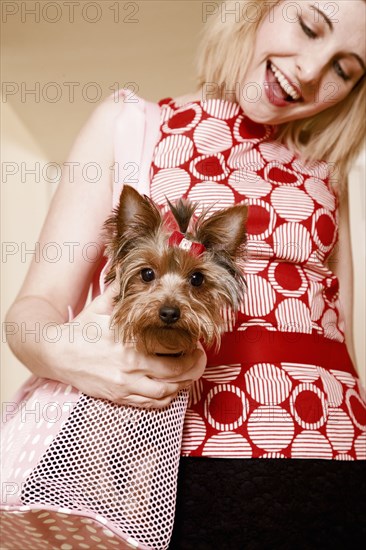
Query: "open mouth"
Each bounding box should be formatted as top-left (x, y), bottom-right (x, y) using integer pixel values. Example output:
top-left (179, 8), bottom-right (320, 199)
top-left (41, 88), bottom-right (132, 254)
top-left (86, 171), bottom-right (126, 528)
top-left (266, 61), bottom-right (303, 103)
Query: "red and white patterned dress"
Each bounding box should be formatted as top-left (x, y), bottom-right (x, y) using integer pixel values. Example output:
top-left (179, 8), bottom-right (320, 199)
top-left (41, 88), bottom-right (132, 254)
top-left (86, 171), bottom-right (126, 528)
top-left (150, 97), bottom-right (366, 461)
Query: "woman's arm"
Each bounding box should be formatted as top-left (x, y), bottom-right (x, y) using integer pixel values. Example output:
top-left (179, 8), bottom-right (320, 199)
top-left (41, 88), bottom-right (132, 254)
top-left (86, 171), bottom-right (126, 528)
top-left (10, 94), bottom-right (119, 317)
top-left (5, 93), bottom-right (206, 406)
top-left (328, 183), bottom-right (357, 369)
top-left (5, 92), bottom-right (118, 377)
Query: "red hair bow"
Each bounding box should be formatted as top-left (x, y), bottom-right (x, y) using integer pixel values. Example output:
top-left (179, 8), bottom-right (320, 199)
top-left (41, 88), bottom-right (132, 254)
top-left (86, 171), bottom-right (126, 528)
top-left (168, 231), bottom-right (206, 257)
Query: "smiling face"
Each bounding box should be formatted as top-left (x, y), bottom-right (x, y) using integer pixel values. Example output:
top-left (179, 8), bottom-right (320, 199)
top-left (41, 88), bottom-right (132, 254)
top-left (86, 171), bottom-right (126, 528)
top-left (238, 0), bottom-right (366, 124)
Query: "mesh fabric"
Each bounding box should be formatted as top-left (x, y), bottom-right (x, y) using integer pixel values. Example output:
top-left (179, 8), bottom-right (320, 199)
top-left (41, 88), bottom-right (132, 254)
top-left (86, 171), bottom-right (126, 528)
top-left (1, 381), bottom-right (189, 550)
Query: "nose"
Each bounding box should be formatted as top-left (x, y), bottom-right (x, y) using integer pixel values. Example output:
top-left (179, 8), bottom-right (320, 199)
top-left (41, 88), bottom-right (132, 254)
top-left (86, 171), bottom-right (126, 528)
top-left (296, 53), bottom-right (325, 85)
top-left (159, 306), bottom-right (180, 324)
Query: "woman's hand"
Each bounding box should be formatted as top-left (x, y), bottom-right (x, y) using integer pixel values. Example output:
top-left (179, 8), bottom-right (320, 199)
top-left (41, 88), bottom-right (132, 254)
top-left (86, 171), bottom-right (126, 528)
top-left (45, 283), bottom-right (207, 409)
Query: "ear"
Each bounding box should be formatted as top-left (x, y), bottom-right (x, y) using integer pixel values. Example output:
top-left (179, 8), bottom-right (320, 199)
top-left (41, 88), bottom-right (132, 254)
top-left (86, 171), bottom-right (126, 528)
top-left (196, 203), bottom-right (247, 257)
top-left (114, 185), bottom-right (162, 238)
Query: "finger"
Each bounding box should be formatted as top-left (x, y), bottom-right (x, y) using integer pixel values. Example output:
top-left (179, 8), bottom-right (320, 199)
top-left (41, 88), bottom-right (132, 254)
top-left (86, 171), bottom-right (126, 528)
top-left (190, 346), bottom-right (207, 378)
top-left (127, 376), bottom-right (182, 402)
top-left (156, 346), bottom-right (207, 380)
top-left (114, 382), bottom-right (182, 408)
top-left (188, 346), bottom-right (207, 369)
top-left (89, 282), bottom-right (120, 315)
top-left (117, 394), bottom-right (176, 410)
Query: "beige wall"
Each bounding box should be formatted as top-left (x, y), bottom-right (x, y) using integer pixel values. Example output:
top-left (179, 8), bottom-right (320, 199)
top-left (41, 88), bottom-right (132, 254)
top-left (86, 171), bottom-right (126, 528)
top-left (1, 101), bottom-right (53, 401)
top-left (1, 1), bottom-right (365, 402)
top-left (349, 152), bottom-right (366, 384)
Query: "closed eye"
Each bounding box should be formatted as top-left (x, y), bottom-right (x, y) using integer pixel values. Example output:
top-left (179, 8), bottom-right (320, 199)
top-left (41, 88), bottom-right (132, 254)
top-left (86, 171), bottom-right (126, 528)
top-left (333, 60), bottom-right (350, 81)
top-left (300, 18), bottom-right (351, 82)
top-left (300, 18), bottom-right (317, 39)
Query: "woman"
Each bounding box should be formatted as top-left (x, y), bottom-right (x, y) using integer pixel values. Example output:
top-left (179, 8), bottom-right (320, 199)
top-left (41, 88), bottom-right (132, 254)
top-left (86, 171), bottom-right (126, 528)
top-left (5, 0), bottom-right (366, 548)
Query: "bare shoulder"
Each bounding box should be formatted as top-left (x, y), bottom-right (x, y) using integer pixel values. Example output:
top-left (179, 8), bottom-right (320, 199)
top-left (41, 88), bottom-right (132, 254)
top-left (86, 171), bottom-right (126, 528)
top-left (87, 89), bottom-right (128, 126)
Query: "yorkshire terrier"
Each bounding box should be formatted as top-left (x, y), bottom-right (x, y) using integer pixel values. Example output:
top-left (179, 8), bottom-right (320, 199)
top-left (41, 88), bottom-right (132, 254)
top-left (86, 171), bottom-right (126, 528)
top-left (104, 184), bottom-right (247, 357)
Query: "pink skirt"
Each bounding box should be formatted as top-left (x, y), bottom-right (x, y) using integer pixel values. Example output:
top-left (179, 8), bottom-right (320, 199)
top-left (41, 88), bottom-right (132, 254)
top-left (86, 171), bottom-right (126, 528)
top-left (1, 375), bottom-right (189, 550)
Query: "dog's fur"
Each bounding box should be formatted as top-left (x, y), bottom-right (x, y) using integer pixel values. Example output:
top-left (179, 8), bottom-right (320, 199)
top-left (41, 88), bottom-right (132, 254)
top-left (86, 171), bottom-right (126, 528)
top-left (103, 185), bottom-right (247, 355)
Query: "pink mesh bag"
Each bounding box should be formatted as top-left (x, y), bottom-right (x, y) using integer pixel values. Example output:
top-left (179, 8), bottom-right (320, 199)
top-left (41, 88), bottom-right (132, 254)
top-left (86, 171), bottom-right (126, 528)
top-left (1, 90), bottom-right (185, 550)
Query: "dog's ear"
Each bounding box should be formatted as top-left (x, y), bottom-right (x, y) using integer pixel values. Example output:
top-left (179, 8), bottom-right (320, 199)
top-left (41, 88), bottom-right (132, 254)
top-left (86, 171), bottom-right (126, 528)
top-left (196, 203), bottom-right (247, 257)
top-left (108, 185), bottom-right (162, 239)
top-left (103, 186), bottom-right (162, 283)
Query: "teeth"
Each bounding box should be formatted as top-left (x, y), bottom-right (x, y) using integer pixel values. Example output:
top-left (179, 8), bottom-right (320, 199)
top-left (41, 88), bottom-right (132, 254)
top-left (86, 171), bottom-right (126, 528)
top-left (270, 63), bottom-right (301, 100)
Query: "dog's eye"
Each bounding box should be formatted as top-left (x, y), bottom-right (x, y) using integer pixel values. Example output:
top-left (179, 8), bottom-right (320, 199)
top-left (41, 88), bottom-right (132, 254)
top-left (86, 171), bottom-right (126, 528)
top-left (141, 268), bottom-right (155, 282)
top-left (190, 272), bottom-right (204, 287)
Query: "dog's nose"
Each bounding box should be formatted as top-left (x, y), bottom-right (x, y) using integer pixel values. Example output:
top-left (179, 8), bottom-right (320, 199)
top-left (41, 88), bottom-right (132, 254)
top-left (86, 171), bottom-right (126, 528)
top-left (159, 306), bottom-right (180, 324)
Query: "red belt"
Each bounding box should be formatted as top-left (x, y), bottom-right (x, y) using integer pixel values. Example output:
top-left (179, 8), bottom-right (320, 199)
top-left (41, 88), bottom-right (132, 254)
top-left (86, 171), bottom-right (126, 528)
top-left (205, 327), bottom-right (357, 376)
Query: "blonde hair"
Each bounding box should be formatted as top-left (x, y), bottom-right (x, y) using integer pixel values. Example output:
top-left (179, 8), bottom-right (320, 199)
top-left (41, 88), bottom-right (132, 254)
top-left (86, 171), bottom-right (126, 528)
top-left (196, 0), bottom-right (366, 192)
